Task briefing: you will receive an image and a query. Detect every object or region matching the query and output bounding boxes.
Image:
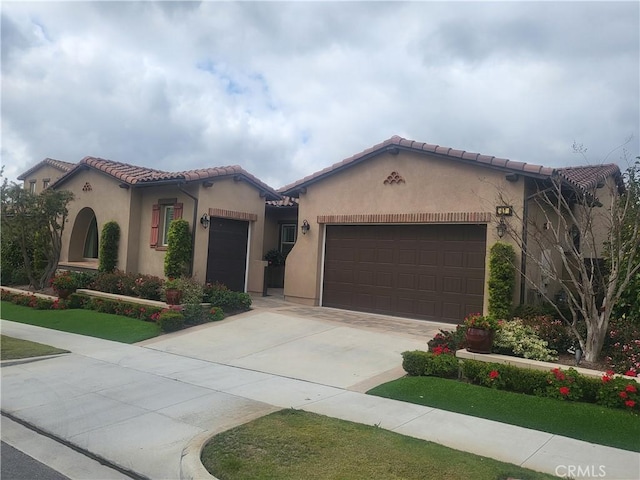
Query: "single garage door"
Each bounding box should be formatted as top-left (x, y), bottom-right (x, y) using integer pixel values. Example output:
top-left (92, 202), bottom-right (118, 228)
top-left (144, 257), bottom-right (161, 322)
top-left (323, 224), bottom-right (486, 323)
top-left (206, 217), bottom-right (249, 292)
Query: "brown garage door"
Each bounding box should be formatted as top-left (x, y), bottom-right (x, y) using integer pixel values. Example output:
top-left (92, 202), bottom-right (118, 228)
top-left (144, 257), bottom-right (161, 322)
top-left (206, 217), bottom-right (248, 292)
top-left (323, 224), bottom-right (486, 323)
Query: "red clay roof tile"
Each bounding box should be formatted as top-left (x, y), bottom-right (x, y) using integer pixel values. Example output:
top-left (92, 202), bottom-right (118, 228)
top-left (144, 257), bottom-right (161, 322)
top-left (279, 135), bottom-right (621, 196)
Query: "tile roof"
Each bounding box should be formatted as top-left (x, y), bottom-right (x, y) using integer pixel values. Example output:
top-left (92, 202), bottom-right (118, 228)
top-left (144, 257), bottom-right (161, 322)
top-left (17, 158), bottom-right (76, 180)
top-left (556, 164), bottom-right (624, 193)
top-left (266, 196), bottom-right (299, 207)
top-left (279, 135), bottom-right (622, 196)
top-left (52, 156), bottom-right (281, 200)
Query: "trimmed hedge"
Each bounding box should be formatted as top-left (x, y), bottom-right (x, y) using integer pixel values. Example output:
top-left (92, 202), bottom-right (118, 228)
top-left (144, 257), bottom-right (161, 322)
top-left (157, 310), bottom-right (185, 332)
top-left (402, 351), bottom-right (459, 378)
top-left (99, 221), bottom-right (120, 273)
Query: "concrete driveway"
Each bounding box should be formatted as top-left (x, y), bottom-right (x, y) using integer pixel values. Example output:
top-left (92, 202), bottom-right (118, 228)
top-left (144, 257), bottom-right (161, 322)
top-left (140, 307), bottom-right (434, 391)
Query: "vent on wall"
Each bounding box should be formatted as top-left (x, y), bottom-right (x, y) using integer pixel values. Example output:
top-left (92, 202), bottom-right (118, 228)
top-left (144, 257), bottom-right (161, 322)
top-left (384, 171), bottom-right (405, 185)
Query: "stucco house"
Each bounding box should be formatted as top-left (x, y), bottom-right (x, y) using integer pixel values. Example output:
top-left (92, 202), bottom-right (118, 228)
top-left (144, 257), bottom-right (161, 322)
top-left (278, 136), bottom-right (622, 323)
top-left (44, 157), bottom-right (280, 293)
top-left (17, 158), bottom-right (75, 195)
top-left (17, 135), bottom-right (622, 323)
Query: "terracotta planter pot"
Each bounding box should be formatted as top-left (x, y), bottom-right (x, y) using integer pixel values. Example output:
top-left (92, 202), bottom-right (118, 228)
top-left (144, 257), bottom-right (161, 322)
top-left (465, 327), bottom-right (495, 354)
top-left (165, 288), bottom-right (182, 306)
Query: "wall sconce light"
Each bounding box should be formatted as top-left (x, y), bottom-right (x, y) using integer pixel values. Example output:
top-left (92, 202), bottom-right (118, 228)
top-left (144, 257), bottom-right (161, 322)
top-left (200, 213), bottom-right (210, 229)
top-left (301, 219), bottom-right (310, 235)
top-left (496, 217), bottom-right (507, 238)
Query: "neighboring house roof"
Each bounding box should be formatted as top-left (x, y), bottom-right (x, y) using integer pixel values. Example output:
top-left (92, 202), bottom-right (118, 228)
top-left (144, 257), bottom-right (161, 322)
top-left (17, 158), bottom-right (75, 180)
top-left (52, 156), bottom-right (281, 201)
top-left (279, 135), bottom-right (623, 197)
top-left (556, 165), bottom-right (624, 194)
top-left (266, 196), bottom-right (299, 207)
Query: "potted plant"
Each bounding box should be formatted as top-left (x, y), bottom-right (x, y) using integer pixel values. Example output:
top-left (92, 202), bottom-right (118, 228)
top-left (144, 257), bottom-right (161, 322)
top-left (50, 271), bottom-right (77, 299)
top-left (464, 313), bottom-right (500, 354)
top-left (163, 277), bottom-right (183, 306)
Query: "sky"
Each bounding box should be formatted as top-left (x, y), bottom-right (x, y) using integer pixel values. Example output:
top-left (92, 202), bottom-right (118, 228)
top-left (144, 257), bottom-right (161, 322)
top-left (2, 1), bottom-right (639, 190)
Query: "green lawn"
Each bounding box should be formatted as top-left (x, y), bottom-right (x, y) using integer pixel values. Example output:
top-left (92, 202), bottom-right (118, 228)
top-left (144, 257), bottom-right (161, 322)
top-left (202, 409), bottom-right (558, 480)
top-left (0, 301), bottom-right (161, 343)
top-left (1, 335), bottom-right (69, 360)
top-left (368, 376), bottom-right (640, 452)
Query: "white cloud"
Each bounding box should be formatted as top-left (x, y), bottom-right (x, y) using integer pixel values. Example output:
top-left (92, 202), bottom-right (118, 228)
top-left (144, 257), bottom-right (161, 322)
top-left (2, 1), bottom-right (638, 189)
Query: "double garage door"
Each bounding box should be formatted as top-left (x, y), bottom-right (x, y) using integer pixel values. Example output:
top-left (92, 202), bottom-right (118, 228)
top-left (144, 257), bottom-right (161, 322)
top-left (323, 224), bottom-right (487, 323)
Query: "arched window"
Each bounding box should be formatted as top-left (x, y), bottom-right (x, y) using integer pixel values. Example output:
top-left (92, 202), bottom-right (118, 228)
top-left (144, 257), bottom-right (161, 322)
top-left (83, 216), bottom-right (98, 258)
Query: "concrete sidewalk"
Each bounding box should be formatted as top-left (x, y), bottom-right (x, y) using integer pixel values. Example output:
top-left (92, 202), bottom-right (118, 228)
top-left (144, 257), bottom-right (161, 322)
top-left (2, 318), bottom-right (639, 480)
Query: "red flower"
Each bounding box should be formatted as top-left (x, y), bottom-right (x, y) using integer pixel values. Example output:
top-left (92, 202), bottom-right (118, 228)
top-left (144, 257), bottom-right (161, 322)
top-left (489, 370), bottom-right (500, 379)
top-left (601, 375), bottom-right (612, 383)
top-left (619, 391), bottom-right (628, 399)
top-left (559, 386), bottom-right (570, 396)
top-left (625, 370), bottom-right (637, 377)
top-left (553, 368), bottom-right (566, 381)
top-left (625, 384), bottom-right (637, 393)
top-left (606, 370), bottom-right (615, 376)
top-left (625, 400), bottom-right (636, 408)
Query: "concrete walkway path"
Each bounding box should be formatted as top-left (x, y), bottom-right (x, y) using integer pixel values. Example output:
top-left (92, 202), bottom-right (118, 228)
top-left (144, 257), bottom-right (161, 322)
top-left (2, 302), bottom-right (639, 480)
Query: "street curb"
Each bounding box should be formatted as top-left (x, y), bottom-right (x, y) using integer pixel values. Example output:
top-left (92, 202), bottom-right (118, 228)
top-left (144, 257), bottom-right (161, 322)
top-left (0, 353), bottom-right (69, 367)
top-left (1, 411), bottom-right (148, 480)
top-left (180, 431), bottom-right (218, 480)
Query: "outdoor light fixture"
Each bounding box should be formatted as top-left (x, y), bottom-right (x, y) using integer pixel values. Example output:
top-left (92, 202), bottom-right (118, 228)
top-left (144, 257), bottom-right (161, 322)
top-left (200, 213), bottom-right (210, 229)
top-left (496, 217), bottom-right (507, 238)
top-left (301, 219), bottom-right (310, 235)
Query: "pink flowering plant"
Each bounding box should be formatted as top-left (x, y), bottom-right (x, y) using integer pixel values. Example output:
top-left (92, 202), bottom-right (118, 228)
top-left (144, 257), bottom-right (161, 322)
top-left (604, 317), bottom-right (640, 376)
top-left (50, 271), bottom-right (77, 293)
top-left (544, 367), bottom-right (583, 401)
top-left (464, 313), bottom-right (500, 331)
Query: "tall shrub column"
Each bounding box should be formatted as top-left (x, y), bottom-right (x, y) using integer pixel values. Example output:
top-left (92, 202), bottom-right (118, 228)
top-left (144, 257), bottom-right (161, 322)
top-left (99, 221), bottom-right (120, 273)
top-left (164, 219), bottom-right (192, 278)
top-left (488, 242), bottom-right (516, 319)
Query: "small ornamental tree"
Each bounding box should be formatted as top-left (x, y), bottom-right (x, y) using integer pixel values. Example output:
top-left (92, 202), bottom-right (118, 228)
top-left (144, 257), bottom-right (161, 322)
top-left (1, 178), bottom-right (74, 289)
top-left (99, 221), bottom-right (120, 273)
top-left (488, 242), bottom-right (516, 319)
top-left (164, 219), bottom-right (192, 278)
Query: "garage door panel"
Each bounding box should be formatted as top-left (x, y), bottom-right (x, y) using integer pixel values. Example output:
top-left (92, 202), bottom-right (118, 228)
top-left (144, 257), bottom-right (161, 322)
top-left (323, 224), bottom-right (486, 323)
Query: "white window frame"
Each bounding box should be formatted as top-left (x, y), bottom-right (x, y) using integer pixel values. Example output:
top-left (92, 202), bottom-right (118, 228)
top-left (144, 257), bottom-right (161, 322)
top-left (160, 205), bottom-right (175, 247)
top-left (29, 181), bottom-right (36, 194)
top-left (280, 223), bottom-right (297, 255)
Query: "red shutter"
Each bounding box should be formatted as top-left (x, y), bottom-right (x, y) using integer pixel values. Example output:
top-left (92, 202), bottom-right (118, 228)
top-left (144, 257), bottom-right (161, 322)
top-left (150, 204), bottom-right (160, 247)
top-left (173, 203), bottom-right (183, 220)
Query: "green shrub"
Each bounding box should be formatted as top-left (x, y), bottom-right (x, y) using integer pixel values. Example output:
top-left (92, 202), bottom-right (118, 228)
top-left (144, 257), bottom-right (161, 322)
top-left (427, 326), bottom-right (467, 352)
top-left (521, 315), bottom-right (574, 353)
top-left (543, 368), bottom-right (583, 401)
top-left (207, 306), bottom-right (225, 322)
top-left (493, 318), bottom-right (558, 361)
top-left (597, 372), bottom-right (639, 411)
top-left (68, 293), bottom-right (90, 309)
top-left (34, 297), bottom-right (53, 310)
top-left (487, 242), bottom-right (516, 319)
top-left (461, 360), bottom-right (548, 395)
top-left (131, 274), bottom-right (163, 300)
top-left (603, 317), bottom-right (640, 376)
top-left (99, 221), bottom-right (120, 273)
top-left (164, 219), bottom-right (192, 278)
top-left (203, 282), bottom-right (251, 312)
top-left (402, 351), bottom-right (459, 378)
top-left (158, 310), bottom-right (185, 332)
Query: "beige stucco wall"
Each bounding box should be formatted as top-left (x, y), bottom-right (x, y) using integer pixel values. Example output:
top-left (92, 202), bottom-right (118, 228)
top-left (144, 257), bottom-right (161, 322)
top-left (57, 170), bottom-right (134, 270)
top-left (59, 172), bottom-right (269, 293)
top-left (22, 165), bottom-right (68, 194)
top-left (191, 178), bottom-right (268, 293)
top-left (284, 150), bottom-right (525, 313)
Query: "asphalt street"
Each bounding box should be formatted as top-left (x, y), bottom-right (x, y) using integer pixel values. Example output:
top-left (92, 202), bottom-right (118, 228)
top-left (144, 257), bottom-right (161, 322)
top-left (1, 441), bottom-right (70, 480)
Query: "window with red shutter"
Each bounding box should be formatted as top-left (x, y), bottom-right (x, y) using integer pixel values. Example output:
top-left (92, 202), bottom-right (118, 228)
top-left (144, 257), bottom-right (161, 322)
top-left (150, 204), bottom-right (160, 247)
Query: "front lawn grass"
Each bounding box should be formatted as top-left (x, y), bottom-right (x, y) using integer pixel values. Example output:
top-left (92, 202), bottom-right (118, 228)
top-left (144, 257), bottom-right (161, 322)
top-left (368, 376), bottom-right (640, 452)
top-left (202, 409), bottom-right (558, 480)
top-left (1, 335), bottom-right (69, 360)
top-left (0, 301), bottom-right (161, 343)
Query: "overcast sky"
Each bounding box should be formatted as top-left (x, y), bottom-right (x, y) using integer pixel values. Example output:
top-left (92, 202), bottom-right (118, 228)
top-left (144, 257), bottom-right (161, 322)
top-left (2, 1), bottom-right (639, 189)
